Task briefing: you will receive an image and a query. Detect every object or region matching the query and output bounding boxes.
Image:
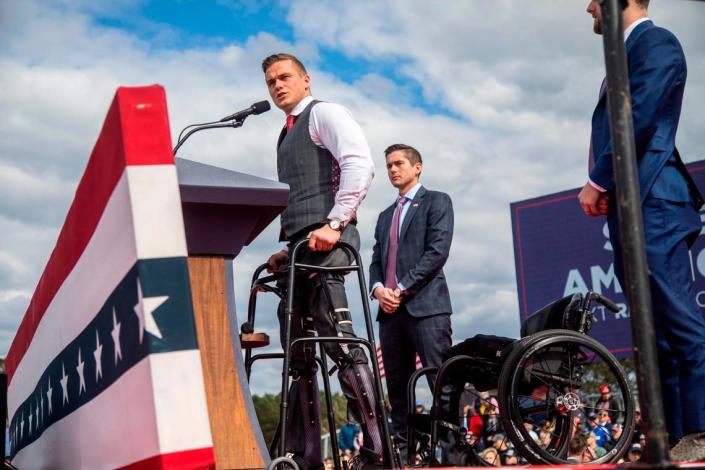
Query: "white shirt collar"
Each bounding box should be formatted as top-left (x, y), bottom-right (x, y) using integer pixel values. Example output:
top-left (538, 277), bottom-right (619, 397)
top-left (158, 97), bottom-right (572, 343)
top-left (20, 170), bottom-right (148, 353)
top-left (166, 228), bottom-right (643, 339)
top-left (288, 95), bottom-right (314, 117)
top-left (624, 17), bottom-right (650, 42)
top-left (400, 182), bottom-right (422, 201)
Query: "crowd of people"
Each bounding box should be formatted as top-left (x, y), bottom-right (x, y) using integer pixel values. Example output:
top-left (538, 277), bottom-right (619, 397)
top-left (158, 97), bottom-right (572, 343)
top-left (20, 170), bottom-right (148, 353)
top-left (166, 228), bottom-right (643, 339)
top-left (324, 383), bottom-right (643, 467)
top-left (457, 385), bottom-right (645, 465)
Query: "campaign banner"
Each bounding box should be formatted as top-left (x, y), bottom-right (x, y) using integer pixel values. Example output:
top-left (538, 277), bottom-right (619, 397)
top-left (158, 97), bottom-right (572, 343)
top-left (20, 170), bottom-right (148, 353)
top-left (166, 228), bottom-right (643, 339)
top-left (5, 86), bottom-right (214, 469)
top-left (511, 160), bottom-right (705, 356)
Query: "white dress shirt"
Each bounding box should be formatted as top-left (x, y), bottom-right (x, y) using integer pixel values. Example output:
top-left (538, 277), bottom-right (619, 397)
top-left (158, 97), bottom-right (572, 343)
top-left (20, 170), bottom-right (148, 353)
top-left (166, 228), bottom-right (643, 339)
top-left (371, 183), bottom-right (423, 295)
top-left (396, 182), bottom-right (422, 237)
top-left (287, 96), bottom-right (374, 225)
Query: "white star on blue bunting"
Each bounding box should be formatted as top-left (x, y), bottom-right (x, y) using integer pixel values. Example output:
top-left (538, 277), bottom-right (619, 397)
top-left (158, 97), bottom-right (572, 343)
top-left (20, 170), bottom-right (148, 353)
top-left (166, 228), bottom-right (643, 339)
top-left (112, 307), bottom-right (122, 364)
top-left (60, 363), bottom-right (69, 405)
top-left (133, 278), bottom-right (168, 342)
top-left (76, 348), bottom-right (86, 395)
top-left (13, 263), bottom-right (185, 454)
top-left (47, 377), bottom-right (53, 415)
top-left (94, 330), bottom-right (103, 381)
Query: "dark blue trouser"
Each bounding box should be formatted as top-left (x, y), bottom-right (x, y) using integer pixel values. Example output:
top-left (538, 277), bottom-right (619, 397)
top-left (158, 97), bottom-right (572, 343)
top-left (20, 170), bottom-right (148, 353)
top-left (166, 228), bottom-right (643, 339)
top-left (378, 308), bottom-right (452, 437)
top-left (609, 196), bottom-right (705, 440)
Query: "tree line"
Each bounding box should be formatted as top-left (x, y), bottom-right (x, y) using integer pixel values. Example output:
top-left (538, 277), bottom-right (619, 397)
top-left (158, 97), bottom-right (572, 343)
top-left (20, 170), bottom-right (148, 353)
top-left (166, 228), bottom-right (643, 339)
top-left (252, 392), bottom-right (349, 445)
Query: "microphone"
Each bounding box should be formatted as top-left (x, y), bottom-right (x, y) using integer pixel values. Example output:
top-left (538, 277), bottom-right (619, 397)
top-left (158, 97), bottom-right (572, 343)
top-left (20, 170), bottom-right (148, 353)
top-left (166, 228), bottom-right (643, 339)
top-left (219, 100), bottom-right (271, 122)
top-left (173, 101), bottom-right (271, 155)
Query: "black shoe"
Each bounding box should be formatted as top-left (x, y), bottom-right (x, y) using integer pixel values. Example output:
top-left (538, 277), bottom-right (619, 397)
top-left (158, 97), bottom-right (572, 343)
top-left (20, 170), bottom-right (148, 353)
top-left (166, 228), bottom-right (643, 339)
top-left (671, 432), bottom-right (705, 462)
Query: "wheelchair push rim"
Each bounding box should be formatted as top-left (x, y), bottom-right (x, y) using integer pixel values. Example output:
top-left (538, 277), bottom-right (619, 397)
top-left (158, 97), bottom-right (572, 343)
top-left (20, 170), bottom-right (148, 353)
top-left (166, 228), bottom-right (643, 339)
top-left (497, 329), bottom-right (635, 465)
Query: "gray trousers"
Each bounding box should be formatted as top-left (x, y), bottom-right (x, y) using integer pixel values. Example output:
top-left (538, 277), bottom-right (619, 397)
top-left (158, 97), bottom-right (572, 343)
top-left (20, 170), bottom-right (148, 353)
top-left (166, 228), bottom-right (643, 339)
top-left (278, 224), bottom-right (383, 467)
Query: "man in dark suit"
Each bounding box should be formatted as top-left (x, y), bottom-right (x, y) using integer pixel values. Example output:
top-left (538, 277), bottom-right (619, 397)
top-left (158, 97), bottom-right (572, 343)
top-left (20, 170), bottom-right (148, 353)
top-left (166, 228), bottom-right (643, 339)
top-left (369, 143), bottom-right (454, 442)
top-left (580, 0), bottom-right (705, 460)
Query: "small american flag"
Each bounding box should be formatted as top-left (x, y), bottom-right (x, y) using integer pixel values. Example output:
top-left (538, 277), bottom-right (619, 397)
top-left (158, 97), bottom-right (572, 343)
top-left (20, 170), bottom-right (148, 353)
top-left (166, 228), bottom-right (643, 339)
top-left (376, 345), bottom-right (422, 379)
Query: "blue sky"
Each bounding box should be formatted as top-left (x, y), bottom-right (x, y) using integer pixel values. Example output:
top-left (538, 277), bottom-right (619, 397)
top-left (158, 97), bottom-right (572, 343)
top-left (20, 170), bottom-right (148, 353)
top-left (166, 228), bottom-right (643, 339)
top-left (96, 1), bottom-right (295, 48)
top-left (1, 1), bottom-right (705, 396)
top-left (91, 0), bottom-right (452, 116)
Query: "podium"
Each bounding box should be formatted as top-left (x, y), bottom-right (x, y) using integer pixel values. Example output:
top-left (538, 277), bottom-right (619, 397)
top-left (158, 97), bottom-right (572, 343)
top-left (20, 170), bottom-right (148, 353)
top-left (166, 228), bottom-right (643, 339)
top-left (5, 85), bottom-right (287, 470)
top-left (177, 157), bottom-right (288, 469)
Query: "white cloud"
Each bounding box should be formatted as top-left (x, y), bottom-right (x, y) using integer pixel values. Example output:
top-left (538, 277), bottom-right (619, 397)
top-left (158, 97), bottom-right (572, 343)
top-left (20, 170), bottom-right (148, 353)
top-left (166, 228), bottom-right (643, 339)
top-left (1, 0), bottom-right (704, 397)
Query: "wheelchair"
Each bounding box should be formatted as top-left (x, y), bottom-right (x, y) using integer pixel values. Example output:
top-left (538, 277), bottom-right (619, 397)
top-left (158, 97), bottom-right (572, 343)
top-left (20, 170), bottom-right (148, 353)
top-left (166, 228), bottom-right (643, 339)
top-left (406, 291), bottom-right (635, 466)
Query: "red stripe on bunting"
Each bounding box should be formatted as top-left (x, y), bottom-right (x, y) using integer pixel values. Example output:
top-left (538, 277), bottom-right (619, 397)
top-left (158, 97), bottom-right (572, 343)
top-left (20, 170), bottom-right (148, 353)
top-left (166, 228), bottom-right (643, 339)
top-left (117, 447), bottom-right (215, 470)
top-left (5, 85), bottom-right (174, 383)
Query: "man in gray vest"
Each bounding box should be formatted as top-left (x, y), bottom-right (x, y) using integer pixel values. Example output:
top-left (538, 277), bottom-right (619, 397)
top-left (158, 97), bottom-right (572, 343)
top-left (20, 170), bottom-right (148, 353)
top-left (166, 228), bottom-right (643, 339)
top-left (263, 53), bottom-right (381, 470)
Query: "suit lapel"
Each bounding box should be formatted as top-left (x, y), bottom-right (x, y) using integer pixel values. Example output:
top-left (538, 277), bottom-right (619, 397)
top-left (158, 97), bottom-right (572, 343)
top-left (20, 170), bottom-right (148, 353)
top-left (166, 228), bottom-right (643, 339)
top-left (276, 125), bottom-right (287, 148)
top-left (625, 20), bottom-right (652, 53)
top-left (598, 77), bottom-right (607, 102)
top-left (595, 20), bottom-right (653, 108)
top-left (380, 203), bottom-right (396, 267)
top-left (399, 186), bottom-right (425, 240)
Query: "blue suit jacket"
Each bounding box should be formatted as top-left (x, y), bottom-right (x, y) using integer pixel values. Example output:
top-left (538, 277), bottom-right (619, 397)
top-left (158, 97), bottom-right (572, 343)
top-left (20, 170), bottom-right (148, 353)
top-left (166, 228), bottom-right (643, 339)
top-left (369, 186), bottom-right (454, 318)
top-left (590, 20), bottom-right (701, 206)
top-left (592, 22), bottom-right (705, 439)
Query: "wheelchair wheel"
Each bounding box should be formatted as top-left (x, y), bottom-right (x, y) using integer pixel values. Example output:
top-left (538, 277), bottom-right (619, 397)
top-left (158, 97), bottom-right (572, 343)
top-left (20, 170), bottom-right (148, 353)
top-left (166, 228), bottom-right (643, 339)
top-left (497, 329), bottom-right (634, 465)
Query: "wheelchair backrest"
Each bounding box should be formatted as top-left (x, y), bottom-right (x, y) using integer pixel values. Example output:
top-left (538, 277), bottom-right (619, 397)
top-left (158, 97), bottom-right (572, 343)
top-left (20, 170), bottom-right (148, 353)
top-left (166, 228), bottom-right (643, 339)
top-left (520, 293), bottom-right (583, 337)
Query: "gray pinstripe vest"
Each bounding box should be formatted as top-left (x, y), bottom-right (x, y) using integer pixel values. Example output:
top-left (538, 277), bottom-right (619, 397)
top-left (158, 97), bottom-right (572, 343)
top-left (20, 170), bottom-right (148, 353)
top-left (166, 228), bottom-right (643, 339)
top-left (277, 100), bottom-right (336, 239)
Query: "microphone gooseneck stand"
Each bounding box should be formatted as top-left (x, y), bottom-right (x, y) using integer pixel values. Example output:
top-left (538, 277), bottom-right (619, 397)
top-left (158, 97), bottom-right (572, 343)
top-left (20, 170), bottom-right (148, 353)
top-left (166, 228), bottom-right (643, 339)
top-left (173, 119), bottom-right (244, 155)
top-left (173, 101), bottom-right (270, 155)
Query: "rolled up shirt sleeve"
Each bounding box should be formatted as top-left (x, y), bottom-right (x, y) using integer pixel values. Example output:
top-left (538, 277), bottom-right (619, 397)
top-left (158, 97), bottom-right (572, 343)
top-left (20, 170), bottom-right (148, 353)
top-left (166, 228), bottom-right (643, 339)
top-left (309, 102), bottom-right (374, 225)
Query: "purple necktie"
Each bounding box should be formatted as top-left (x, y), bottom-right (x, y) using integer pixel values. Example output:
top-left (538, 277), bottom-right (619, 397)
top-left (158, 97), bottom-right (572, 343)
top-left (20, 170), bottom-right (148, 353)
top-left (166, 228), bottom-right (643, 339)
top-left (385, 197), bottom-right (407, 288)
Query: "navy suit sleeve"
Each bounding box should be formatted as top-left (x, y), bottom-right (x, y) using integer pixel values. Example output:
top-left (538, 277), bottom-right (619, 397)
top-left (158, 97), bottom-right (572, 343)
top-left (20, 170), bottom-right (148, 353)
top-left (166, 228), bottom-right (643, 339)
top-left (589, 27), bottom-right (685, 191)
top-left (398, 193), bottom-right (454, 295)
top-left (369, 214), bottom-right (384, 292)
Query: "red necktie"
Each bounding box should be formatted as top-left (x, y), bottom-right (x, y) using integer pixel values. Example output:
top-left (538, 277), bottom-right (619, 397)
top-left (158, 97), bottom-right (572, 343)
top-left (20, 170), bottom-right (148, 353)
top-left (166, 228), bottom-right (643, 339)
top-left (286, 114), bottom-right (296, 132)
top-left (385, 197), bottom-right (407, 288)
